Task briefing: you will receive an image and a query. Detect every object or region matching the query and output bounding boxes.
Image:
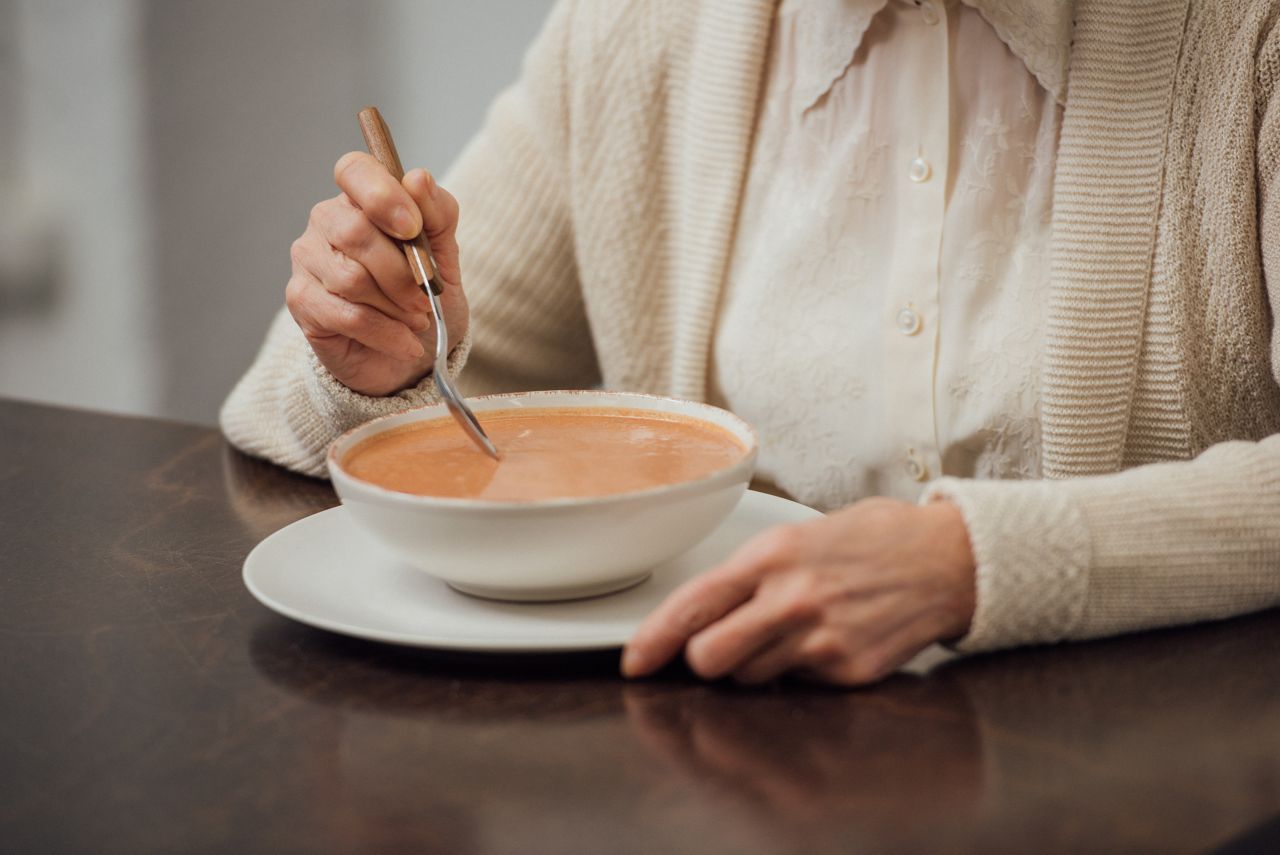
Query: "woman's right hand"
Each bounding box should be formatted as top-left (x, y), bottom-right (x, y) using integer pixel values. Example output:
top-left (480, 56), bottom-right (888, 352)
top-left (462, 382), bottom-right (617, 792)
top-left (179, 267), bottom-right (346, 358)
top-left (286, 152), bottom-right (470, 397)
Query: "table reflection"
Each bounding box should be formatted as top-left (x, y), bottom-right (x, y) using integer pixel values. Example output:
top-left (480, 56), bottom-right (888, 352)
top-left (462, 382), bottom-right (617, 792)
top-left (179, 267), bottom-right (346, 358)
top-left (247, 599), bottom-right (1280, 851)
top-left (624, 676), bottom-right (983, 826)
top-left (221, 444), bottom-right (336, 541)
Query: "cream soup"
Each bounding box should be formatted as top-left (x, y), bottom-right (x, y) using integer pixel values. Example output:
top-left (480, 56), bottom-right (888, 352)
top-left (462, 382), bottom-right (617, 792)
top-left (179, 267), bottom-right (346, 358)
top-left (342, 407), bottom-right (748, 501)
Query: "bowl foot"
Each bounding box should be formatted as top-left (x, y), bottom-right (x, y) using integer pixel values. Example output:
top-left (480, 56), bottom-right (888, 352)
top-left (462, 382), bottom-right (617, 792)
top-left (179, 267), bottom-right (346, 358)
top-left (446, 571), bottom-right (652, 603)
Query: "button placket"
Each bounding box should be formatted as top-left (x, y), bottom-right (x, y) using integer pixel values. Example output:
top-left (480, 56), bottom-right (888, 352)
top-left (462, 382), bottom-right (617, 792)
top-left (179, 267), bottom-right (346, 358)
top-left (883, 0), bottom-right (949, 492)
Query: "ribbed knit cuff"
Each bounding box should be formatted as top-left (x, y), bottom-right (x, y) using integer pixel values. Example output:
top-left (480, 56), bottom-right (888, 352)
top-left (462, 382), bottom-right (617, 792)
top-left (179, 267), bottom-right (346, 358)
top-left (285, 330), bottom-right (473, 476)
top-left (921, 477), bottom-right (1093, 653)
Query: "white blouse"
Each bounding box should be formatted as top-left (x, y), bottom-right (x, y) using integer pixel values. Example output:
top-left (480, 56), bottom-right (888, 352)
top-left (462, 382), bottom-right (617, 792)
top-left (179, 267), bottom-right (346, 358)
top-left (709, 0), bottom-right (1066, 510)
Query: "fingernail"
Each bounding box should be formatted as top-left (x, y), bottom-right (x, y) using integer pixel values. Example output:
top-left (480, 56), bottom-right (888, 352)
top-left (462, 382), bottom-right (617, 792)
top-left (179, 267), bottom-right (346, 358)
top-left (392, 206), bottom-right (418, 239)
top-left (408, 313), bottom-right (431, 331)
top-left (408, 341), bottom-right (425, 359)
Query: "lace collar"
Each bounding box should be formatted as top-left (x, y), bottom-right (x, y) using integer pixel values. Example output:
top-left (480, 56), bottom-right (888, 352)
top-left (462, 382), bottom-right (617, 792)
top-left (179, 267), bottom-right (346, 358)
top-left (790, 0), bottom-right (1073, 112)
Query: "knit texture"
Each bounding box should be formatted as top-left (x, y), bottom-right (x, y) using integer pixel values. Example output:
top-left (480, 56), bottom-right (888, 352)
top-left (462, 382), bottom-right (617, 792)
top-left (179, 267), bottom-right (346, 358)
top-left (221, 0), bottom-right (1280, 653)
top-left (1039, 0), bottom-right (1189, 478)
top-left (220, 310), bottom-right (472, 478)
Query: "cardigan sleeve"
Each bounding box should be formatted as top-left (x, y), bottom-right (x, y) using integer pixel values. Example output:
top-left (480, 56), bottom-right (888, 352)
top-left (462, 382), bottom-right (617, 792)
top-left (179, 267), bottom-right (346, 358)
top-left (920, 32), bottom-right (1280, 653)
top-left (219, 0), bottom-right (597, 477)
top-left (923, 438), bottom-right (1280, 652)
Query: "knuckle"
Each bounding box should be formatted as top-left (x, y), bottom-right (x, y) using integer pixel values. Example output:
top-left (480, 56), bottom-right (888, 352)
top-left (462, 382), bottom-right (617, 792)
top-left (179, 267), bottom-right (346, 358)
top-left (308, 200), bottom-right (329, 227)
top-left (328, 258), bottom-right (364, 295)
top-left (334, 299), bottom-right (367, 330)
top-left (289, 238), bottom-right (307, 268)
top-left (790, 566), bottom-right (823, 596)
top-left (778, 591), bottom-right (819, 625)
top-left (285, 280), bottom-right (322, 337)
top-left (757, 525), bottom-right (804, 565)
top-left (332, 212), bottom-right (374, 252)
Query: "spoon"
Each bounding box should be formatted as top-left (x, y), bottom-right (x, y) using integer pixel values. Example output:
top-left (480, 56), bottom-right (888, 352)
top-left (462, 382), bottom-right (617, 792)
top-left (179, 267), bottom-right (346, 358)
top-left (356, 106), bottom-right (499, 460)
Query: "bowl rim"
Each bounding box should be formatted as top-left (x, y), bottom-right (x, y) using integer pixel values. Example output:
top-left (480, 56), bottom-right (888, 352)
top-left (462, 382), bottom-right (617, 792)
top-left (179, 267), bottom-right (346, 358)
top-left (326, 389), bottom-right (760, 511)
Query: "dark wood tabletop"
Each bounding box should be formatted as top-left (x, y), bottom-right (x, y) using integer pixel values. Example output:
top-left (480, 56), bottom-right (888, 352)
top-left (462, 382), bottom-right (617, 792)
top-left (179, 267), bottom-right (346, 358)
top-left (2, 398), bottom-right (1278, 854)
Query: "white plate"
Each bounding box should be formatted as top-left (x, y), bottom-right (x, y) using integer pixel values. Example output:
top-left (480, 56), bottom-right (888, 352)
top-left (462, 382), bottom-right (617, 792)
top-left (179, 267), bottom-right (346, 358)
top-left (243, 490), bottom-right (823, 653)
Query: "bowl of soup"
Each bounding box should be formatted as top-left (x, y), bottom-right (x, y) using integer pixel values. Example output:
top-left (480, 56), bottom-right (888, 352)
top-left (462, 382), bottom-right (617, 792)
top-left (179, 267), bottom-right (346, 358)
top-left (327, 390), bottom-right (758, 601)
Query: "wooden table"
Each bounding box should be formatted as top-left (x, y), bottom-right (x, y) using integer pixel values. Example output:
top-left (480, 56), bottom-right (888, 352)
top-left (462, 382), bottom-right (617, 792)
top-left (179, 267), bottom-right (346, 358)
top-left (1, 398), bottom-right (1278, 854)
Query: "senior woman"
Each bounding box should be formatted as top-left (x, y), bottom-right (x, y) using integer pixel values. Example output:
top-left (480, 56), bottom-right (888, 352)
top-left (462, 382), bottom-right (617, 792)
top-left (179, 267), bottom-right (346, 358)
top-left (222, 0), bottom-right (1280, 685)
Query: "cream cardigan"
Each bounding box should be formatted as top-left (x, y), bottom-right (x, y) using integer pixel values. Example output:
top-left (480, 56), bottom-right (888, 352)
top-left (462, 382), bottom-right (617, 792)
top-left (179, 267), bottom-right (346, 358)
top-left (221, 0), bottom-right (1280, 653)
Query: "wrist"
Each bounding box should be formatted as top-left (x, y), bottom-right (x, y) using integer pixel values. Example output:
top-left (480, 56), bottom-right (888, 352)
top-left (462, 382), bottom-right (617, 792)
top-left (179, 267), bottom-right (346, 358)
top-left (921, 499), bottom-right (977, 640)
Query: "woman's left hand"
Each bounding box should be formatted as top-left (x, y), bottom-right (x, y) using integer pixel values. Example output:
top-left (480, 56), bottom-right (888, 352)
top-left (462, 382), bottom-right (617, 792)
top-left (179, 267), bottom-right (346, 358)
top-left (621, 497), bottom-right (977, 686)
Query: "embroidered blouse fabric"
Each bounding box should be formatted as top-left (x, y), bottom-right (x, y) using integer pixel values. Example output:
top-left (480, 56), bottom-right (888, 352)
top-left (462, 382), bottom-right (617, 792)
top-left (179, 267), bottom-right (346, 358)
top-left (708, 0), bottom-right (1062, 510)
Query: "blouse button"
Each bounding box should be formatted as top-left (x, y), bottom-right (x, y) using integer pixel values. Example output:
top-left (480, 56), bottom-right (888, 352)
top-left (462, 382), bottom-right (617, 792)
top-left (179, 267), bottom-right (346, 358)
top-left (905, 449), bottom-right (930, 482)
top-left (909, 156), bottom-right (932, 183)
top-left (919, 2), bottom-right (940, 25)
top-left (896, 306), bottom-right (922, 336)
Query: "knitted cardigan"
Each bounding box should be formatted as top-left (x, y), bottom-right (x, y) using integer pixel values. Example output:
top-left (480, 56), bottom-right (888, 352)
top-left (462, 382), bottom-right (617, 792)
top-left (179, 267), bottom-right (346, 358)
top-left (221, 0), bottom-right (1280, 653)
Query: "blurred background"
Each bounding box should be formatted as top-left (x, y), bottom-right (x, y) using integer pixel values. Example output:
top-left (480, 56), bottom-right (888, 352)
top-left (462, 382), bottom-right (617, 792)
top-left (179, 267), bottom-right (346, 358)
top-left (0, 0), bottom-right (554, 424)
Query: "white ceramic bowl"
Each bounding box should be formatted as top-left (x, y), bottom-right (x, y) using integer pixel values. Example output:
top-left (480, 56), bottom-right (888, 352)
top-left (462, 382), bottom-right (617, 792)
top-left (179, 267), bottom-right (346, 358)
top-left (327, 390), bottom-right (759, 601)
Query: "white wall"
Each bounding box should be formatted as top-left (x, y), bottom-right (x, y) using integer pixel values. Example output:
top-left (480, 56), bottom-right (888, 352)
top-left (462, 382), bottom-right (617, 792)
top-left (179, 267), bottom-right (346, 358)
top-left (0, 0), bottom-right (554, 424)
top-left (0, 0), bottom-right (159, 416)
top-left (370, 0), bottom-right (556, 173)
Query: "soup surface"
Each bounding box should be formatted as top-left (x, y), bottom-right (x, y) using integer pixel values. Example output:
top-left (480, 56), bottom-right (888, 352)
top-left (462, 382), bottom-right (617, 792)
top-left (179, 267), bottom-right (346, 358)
top-left (341, 407), bottom-right (748, 501)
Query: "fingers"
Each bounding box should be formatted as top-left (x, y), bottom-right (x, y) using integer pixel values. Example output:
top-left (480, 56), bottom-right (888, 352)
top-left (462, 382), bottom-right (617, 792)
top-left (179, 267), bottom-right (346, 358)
top-left (729, 589), bottom-right (952, 687)
top-left (308, 195), bottom-right (429, 316)
top-left (321, 160), bottom-right (463, 307)
top-left (731, 614), bottom-right (933, 688)
top-left (797, 613), bottom-right (942, 687)
top-left (683, 571), bottom-right (823, 680)
top-left (621, 525), bottom-right (804, 678)
top-left (333, 151), bottom-right (421, 239)
top-left (403, 167), bottom-right (458, 240)
top-left (729, 634), bottom-right (812, 685)
top-left (291, 230), bottom-right (429, 330)
top-left (403, 168), bottom-right (463, 289)
top-left (286, 270), bottom-right (426, 362)
top-left (621, 577), bottom-right (755, 679)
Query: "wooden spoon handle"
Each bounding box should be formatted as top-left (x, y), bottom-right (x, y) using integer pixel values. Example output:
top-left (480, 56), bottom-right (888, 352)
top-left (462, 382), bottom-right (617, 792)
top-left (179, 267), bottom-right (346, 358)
top-left (357, 106), bottom-right (407, 182)
top-left (356, 106), bottom-right (439, 292)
